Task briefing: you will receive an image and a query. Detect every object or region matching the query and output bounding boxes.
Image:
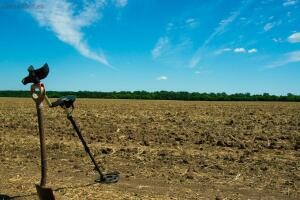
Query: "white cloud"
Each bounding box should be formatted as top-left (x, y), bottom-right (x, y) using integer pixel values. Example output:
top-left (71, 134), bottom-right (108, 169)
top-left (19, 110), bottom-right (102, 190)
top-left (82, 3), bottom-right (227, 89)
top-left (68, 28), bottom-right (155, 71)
top-left (283, 0), bottom-right (298, 6)
top-left (157, 76), bottom-right (168, 80)
top-left (28, 0), bottom-right (111, 66)
top-left (267, 51), bottom-right (300, 68)
top-left (288, 32), bottom-right (300, 43)
top-left (151, 37), bottom-right (169, 59)
top-left (216, 47), bottom-right (257, 54)
top-left (234, 48), bottom-right (246, 53)
top-left (248, 48), bottom-right (257, 53)
top-left (264, 22), bottom-right (275, 31)
top-left (115, 0), bottom-right (128, 7)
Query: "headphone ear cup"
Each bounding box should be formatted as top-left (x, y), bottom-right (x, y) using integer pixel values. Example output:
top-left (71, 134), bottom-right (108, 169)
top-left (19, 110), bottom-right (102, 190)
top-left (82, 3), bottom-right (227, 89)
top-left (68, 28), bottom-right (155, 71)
top-left (22, 76), bottom-right (32, 85)
top-left (22, 63), bottom-right (49, 85)
top-left (35, 63), bottom-right (49, 80)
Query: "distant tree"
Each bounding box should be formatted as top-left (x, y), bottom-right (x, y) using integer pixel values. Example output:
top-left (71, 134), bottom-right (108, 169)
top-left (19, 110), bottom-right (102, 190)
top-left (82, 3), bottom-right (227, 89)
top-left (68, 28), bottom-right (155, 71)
top-left (0, 90), bottom-right (299, 102)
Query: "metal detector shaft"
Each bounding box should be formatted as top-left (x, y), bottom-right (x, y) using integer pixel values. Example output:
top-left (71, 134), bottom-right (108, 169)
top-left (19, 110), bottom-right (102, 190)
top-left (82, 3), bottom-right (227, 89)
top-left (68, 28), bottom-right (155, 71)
top-left (67, 115), bottom-right (104, 178)
top-left (36, 102), bottom-right (47, 187)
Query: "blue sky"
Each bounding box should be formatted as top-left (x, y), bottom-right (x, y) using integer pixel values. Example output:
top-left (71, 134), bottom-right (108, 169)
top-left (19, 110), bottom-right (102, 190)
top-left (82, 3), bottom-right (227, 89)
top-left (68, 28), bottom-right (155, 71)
top-left (0, 0), bottom-right (299, 94)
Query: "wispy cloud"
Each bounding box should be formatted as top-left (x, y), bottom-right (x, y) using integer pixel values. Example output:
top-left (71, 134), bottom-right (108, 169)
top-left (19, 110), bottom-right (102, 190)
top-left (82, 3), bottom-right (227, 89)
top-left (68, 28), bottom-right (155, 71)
top-left (266, 51), bottom-right (300, 68)
top-left (263, 22), bottom-right (275, 31)
top-left (272, 37), bottom-right (283, 43)
top-left (185, 18), bottom-right (198, 28)
top-left (203, 11), bottom-right (240, 48)
top-left (263, 20), bottom-right (281, 32)
top-left (185, 18), bottom-right (195, 24)
top-left (166, 22), bottom-right (174, 31)
top-left (28, 0), bottom-right (110, 65)
top-left (189, 0), bottom-right (253, 68)
top-left (283, 0), bottom-right (298, 6)
top-left (151, 33), bottom-right (193, 69)
top-left (165, 18), bottom-right (198, 32)
top-left (157, 76), bottom-right (168, 80)
top-left (151, 37), bottom-right (170, 59)
top-left (215, 48), bottom-right (232, 55)
top-left (287, 32), bottom-right (300, 43)
top-left (115, 0), bottom-right (128, 7)
top-left (195, 70), bottom-right (213, 75)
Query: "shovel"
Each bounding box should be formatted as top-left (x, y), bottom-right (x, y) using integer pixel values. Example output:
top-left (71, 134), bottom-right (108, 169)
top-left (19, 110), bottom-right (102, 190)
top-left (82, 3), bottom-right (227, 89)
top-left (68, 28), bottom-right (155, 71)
top-left (23, 64), bottom-right (55, 200)
top-left (34, 98), bottom-right (55, 200)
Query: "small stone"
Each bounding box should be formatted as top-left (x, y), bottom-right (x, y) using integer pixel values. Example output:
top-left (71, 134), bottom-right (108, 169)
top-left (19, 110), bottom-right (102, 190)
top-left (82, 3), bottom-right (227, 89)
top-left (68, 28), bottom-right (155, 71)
top-left (216, 140), bottom-right (225, 147)
top-left (186, 174), bottom-right (193, 179)
top-left (73, 164), bottom-right (80, 169)
top-left (215, 194), bottom-right (223, 200)
top-left (295, 137), bottom-right (300, 151)
top-left (143, 140), bottom-right (150, 146)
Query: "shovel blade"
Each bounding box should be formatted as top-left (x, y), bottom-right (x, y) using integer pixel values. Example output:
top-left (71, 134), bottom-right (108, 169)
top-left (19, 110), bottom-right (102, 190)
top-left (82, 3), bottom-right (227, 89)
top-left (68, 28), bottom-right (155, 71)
top-left (36, 184), bottom-right (55, 200)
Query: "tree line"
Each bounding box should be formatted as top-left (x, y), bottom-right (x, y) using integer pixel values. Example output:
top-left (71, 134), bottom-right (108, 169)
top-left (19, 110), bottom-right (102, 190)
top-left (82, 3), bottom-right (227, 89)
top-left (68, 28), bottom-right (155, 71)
top-left (0, 90), bottom-right (299, 101)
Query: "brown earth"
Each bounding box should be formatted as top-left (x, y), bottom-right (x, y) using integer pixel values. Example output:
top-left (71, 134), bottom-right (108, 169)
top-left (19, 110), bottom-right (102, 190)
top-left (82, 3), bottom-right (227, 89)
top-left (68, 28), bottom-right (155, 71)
top-left (0, 97), bottom-right (299, 199)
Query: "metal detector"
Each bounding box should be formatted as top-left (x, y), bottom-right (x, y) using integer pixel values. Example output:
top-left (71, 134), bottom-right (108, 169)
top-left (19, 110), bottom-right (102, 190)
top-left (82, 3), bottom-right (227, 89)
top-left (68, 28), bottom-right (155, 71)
top-left (22, 64), bottom-right (119, 200)
top-left (22, 63), bottom-right (55, 200)
top-left (49, 95), bottom-right (120, 184)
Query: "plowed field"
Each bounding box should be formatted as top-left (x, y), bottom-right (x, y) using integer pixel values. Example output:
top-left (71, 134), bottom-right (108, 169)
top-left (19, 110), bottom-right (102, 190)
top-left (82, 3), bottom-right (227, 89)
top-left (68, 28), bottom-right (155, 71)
top-left (0, 98), bottom-right (299, 199)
